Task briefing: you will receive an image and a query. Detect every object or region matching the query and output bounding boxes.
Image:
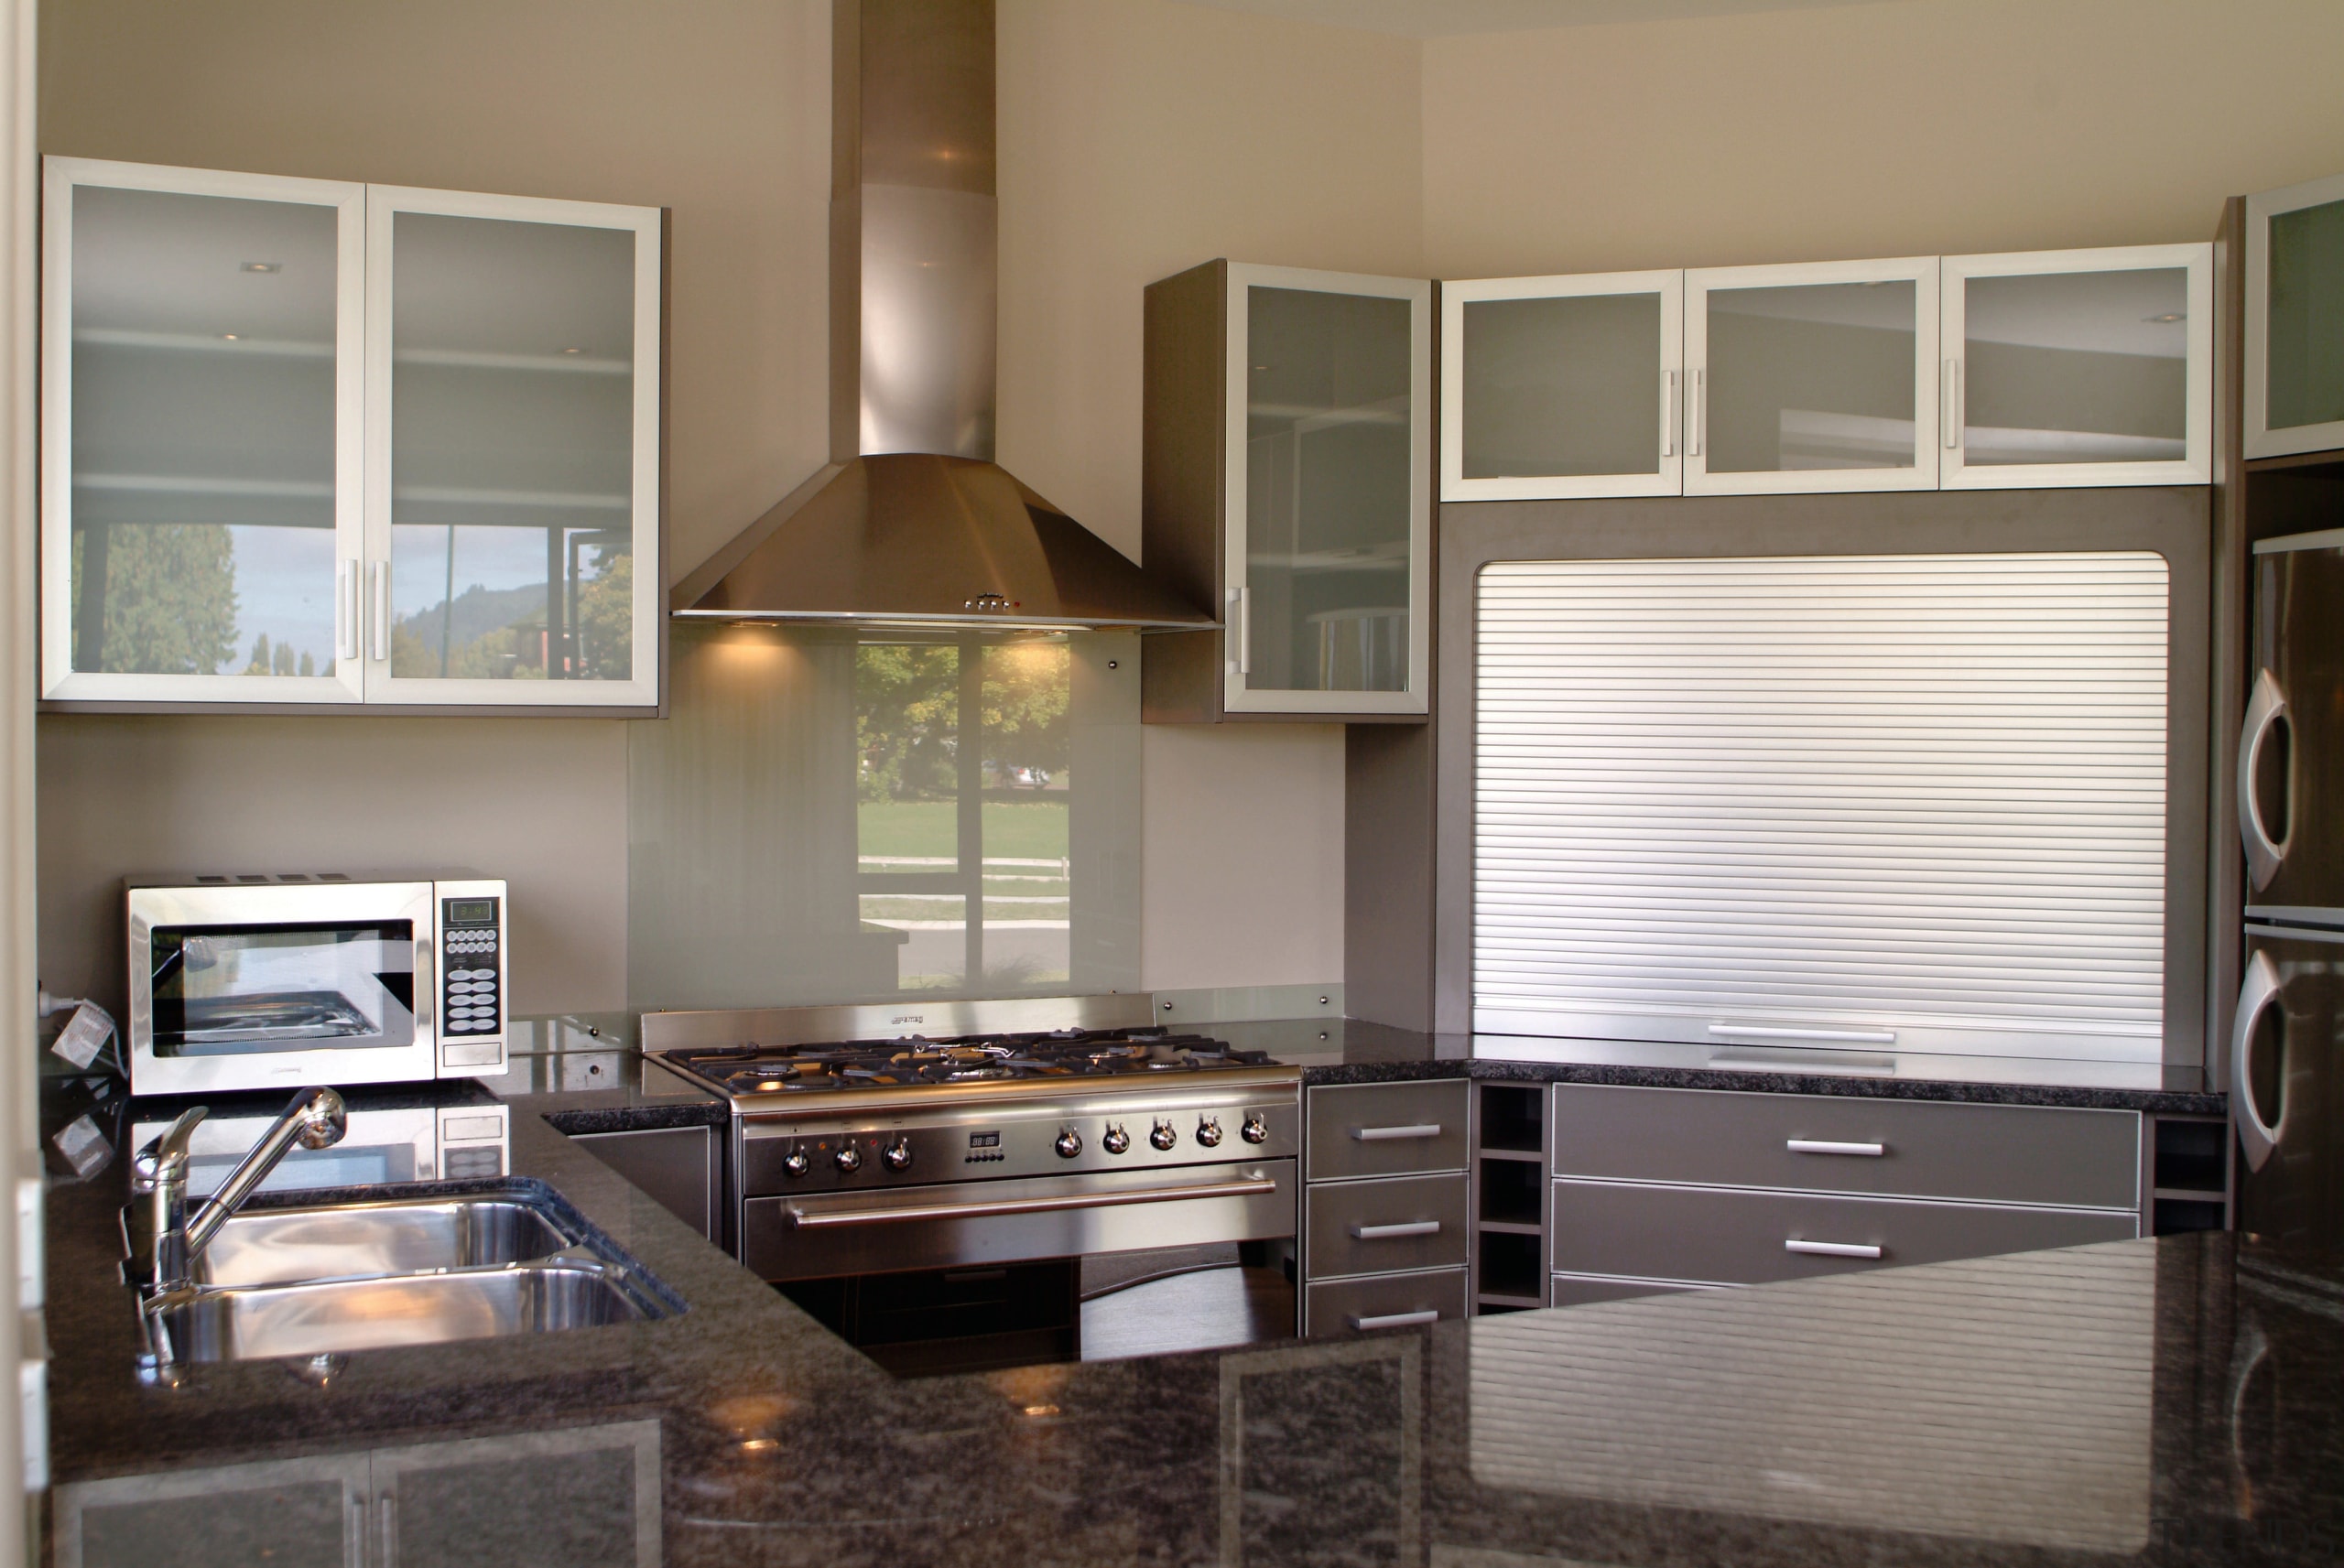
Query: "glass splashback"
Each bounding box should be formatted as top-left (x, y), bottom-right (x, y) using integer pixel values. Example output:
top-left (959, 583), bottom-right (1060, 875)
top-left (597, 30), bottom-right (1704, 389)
top-left (629, 625), bottom-right (1139, 1010)
top-left (68, 184), bottom-right (339, 677)
top-left (388, 211), bottom-right (635, 681)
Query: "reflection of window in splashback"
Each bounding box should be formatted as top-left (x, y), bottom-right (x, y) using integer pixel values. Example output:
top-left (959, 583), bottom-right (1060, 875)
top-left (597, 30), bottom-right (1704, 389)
top-left (626, 622), bottom-right (1140, 1011)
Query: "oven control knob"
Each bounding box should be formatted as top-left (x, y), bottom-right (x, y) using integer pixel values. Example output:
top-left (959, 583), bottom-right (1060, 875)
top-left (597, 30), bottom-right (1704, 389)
top-left (1241, 1113), bottom-right (1269, 1144)
top-left (782, 1149), bottom-right (811, 1178)
top-left (1149, 1119), bottom-right (1177, 1152)
top-left (833, 1145), bottom-right (863, 1173)
top-left (1101, 1123), bottom-right (1132, 1155)
top-left (881, 1137), bottom-right (913, 1172)
top-left (1196, 1116), bottom-right (1224, 1148)
top-left (1054, 1129), bottom-right (1082, 1158)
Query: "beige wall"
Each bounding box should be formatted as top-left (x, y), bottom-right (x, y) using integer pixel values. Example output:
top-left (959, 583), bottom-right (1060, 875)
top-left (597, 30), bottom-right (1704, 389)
top-left (35, 716), bottom-right (629, 1015)
top-left (999, 0), bottom-right (1424, 989)
top-left (1422, 0), bottom-right (2344, 278)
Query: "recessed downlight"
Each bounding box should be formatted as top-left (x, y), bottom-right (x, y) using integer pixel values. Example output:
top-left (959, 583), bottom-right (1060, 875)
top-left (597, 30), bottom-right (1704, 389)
top-left (240, 261), bottom-right (281, 274)
top-left (2143, 311), bottom-right (2185, 323)
top-left (220, 333), bottom-right (240, 341)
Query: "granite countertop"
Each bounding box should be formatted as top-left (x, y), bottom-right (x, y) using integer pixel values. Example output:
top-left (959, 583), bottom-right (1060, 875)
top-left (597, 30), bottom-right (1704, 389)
top-left (38, 1070), bottom-right (2333, 1566)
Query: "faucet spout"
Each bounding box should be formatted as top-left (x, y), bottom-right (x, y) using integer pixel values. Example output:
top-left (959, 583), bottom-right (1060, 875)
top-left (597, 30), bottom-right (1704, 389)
top-left (141, 1087), bottom-right (348, 1294)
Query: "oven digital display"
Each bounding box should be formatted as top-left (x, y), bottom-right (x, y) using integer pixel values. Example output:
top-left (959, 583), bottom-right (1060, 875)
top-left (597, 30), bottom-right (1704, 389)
top-left (969, 1131), bottom-right (1000, 1148)
top-left (445, 899), bottom-right (496, 926)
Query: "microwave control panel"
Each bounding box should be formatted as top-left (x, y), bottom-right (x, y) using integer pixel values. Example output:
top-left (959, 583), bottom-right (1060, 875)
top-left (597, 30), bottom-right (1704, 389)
top-left (434, 880), bottom-right (508, 1076)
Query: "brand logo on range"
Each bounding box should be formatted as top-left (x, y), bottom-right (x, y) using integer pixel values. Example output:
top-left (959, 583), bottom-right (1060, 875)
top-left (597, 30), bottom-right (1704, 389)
top-left (892, 1015), bottom-right (925, 1025)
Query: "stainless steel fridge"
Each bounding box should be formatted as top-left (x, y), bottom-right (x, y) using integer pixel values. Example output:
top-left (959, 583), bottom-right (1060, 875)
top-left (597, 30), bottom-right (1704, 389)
top-left (2235, 528), bottom-right (2344, 1250)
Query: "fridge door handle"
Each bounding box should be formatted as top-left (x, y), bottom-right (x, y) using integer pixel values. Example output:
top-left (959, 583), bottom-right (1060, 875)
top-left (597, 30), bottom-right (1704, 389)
top-left (2240, 668), bottom-right (2291, 892)
top-left (2232, 947), bottom-right (2284, 1173)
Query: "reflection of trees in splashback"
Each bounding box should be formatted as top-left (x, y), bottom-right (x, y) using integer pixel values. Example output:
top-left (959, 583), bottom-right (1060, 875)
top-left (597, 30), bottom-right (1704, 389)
top-left (70, 523), bottom-right (241, 676)
top-left (854, 640), bottom-right (1072, 806)
top-left (390, 544), bottom-right (632, 680)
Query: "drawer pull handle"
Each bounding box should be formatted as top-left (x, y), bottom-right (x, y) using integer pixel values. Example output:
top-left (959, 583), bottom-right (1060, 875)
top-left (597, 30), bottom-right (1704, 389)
top-left (1351, 1220), bottom-right (1441, 1240)
top-left (1348, 1309), bottom-right (1439, 1330)
top-left (1351, 1124), bottom-right (1442, 1141)
top-left (1785, 1238), bottom-right (1883, 1260)
top-left (1785, 1140), bottom-right (1885, 1158)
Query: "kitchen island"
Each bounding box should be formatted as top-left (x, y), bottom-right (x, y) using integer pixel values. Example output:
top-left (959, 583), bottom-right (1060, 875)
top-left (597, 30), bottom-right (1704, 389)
top-left (36, 1062), bottom-right (2338, 1567)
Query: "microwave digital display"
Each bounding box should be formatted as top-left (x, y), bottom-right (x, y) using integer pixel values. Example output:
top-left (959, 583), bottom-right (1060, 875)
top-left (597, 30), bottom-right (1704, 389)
top-left (445, 899), bottom-right (497, 925)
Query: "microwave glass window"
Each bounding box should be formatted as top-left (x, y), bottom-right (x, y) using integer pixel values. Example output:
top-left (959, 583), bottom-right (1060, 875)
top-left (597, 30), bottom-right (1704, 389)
top-left (148, 921), bottom-right (416, 1055)
top-left (181, 1141), bottom-right (416, 1197)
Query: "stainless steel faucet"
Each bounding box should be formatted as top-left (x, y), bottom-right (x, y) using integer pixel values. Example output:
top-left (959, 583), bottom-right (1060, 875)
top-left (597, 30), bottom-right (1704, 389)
top-left (135, 1086), bottom-right (349, 1295)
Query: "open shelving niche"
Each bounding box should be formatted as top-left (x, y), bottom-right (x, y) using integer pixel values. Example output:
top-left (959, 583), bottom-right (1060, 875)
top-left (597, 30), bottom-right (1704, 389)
top-left (1473, 1082), bottom-right (1547, 1313)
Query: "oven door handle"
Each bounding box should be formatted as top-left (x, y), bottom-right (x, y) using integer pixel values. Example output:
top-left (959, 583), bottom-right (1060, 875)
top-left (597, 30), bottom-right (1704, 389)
top-left (786, 1173), bottom-right (1278, 1228)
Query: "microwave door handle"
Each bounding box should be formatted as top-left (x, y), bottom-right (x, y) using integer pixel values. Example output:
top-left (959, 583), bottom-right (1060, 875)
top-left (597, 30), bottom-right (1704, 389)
top-left (2240, 668), bottom-right (2291, 892)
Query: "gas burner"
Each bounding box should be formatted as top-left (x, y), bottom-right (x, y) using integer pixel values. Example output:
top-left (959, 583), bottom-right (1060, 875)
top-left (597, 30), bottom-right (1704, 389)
top-left (660, 1026), bottom-right (1275, 1098)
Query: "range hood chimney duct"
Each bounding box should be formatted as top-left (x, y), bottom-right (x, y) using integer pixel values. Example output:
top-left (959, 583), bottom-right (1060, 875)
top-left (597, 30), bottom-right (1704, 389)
top-left (670, 0), bottom-right (1212, 633)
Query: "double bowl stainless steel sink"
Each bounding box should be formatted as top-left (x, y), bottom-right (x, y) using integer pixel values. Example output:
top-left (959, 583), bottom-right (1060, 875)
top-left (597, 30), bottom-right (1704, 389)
top-left (135, 1184), bottom-right (679, 1367)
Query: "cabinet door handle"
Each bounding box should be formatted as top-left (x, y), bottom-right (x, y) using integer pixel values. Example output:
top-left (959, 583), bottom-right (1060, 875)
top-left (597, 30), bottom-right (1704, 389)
top-left (1661, 368), bottom-right (1678, 458)
top-left (1942, 357), bottom-right (1961, 449)
top-left (1709, 1023), bottom-right (1895, 1045)
top-left (368, 563), bottom-right (390, 663)
top-left (343, 1495), bottom-right (365, 1566)
top-left (1350, 1123), bottom-right (1441, 1141)
top-left (335, 561), bottom-right (360, 663)
top-left (1689, 367), bottom-right (1705, 457)
top-left (1786, 1139), bottom-right (1884, 1158)
top-left (1348, 1309), bottom-right (1439, 1330)
top-left (1785, 1238), bottom-right (1882, 1260)
top-left (1228, 585), bottom-right (1250, 677)
top-left (1350, 1219), bottom-right (1440, 1240)
top-left (376, 1492), bottom-right (397, 1565)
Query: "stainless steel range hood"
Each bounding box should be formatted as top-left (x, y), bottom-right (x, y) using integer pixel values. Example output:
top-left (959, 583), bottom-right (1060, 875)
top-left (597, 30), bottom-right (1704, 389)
top-left (670, 0), bottom-right (1213, 633)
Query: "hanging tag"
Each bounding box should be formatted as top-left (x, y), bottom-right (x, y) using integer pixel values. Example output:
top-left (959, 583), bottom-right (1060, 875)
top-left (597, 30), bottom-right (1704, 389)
top-left (49, 1115), bottom-right (110, 1179)
top-left (49, 1002), bottom-right (114, 1070)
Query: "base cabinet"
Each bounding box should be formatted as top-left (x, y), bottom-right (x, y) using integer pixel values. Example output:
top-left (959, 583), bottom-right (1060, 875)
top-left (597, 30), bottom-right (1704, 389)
top-left (1546, 1083), bottom-right (2144, 1302)
top-left (53, 1419), bottom-right (661, 1568)
top-left (1298, 1081), bottom-right (1470, 1336)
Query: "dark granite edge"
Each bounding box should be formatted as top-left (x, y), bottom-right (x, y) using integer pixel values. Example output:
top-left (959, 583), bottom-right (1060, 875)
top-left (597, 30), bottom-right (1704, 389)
top-left (1295, 1056), bottom-right (2227, 1116)
top-left (539, 1099), bottom-right (731, 1136)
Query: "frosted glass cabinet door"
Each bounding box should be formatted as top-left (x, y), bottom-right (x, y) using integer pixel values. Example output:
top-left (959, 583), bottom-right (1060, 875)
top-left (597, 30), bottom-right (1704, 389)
top-left (2247, 170), bottom-right (2344, 460)
top-left (40, 158), bottom-right (365, 703)
top-left (1685, 257), bottom-right (1939, 495)
top-left (1225, 264), bottom-right (1431, 716)
top-left (364, 187), bottom-right (662, 708)
top-left (1940, 245), bottom-right (2210, 489)
top-left (1441, 271), bottom-right (1684, 501)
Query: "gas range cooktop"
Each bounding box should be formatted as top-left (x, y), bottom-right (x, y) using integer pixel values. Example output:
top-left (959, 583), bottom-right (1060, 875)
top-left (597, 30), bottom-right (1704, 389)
top-left (656, 1028), bottom-right (1278, 1098)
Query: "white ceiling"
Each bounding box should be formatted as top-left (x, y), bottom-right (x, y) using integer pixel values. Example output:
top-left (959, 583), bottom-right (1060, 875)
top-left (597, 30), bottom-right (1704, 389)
top-left (1170, 0), bottom-right (1883, 39)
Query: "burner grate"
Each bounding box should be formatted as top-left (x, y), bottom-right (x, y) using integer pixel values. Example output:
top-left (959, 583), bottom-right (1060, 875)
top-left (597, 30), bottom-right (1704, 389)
top-left (663, 1027), bottom-right (1275, 1096)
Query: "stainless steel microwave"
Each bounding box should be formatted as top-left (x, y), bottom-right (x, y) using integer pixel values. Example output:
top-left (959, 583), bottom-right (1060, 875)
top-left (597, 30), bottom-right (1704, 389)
top-left (125, 876), bottom-right (509, 1097)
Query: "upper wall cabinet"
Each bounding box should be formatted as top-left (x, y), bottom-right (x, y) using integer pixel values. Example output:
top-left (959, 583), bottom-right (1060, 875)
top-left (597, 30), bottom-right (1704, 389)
top-left (40, 158), bottom-right (665, 711)
top-left (1940, 245), bottom-right (2210, 488)
top-left (1143, 260), bottom-right (1433, 722)
top-left (1441, 270), bottom-right (1683, 503)
top-left (2246, 170), bottom-right (2344, 460)
top-left (1685, 256), bottom-right (1939, 495)
top-left (1444, 245), bottom-right (2212, 503)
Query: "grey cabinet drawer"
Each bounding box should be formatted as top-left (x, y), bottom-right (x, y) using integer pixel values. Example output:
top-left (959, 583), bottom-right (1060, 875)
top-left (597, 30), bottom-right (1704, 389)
top-left (1552, 1177), bottom-right (2138, 1286)
top-left (1307, 1173), bottom-right (1469, 1279)
top-left (1304, 1267), bottom-right (1469, 1336)
top-left (1551, 1271), bottom-right (1722, 1308)
top-left (1551, 1083), bottom-right (2140, 1210)
top-left (1307, 1080), bottom-right (1470, 1180)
